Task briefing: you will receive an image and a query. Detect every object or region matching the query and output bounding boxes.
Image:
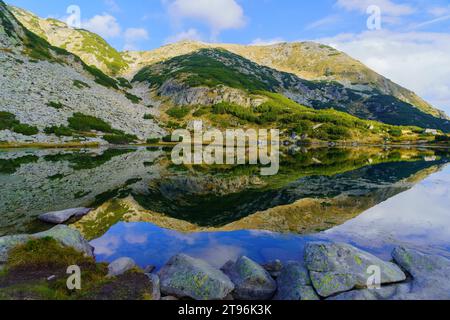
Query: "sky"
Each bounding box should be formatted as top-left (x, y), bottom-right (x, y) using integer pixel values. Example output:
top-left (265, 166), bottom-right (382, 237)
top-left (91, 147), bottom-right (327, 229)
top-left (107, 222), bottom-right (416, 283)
top-left (5, 0), bottom-right (450, 114)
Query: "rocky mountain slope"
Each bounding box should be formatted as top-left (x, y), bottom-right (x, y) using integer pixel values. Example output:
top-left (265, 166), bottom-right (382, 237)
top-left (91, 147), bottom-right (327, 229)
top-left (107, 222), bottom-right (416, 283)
top-left (124, 41), bottom-right (447, 120)
top-left (132, 48), bottom-right (450, 133)
top-left (10, 5), bottom-right (447, 123)
top-left (0, 1), bottom-right (164, 145)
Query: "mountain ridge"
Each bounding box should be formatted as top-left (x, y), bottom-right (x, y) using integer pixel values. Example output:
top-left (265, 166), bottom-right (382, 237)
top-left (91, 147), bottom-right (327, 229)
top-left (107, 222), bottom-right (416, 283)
top-left (9, 5), bottom-right (447, 121)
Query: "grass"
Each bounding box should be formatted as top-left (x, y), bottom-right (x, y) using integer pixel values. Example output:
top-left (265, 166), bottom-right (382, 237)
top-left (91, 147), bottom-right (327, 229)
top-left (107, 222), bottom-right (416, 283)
top-left (143, 114), bottom-right (155, 120)
top-left (73, 80), bottom-right (90, 89)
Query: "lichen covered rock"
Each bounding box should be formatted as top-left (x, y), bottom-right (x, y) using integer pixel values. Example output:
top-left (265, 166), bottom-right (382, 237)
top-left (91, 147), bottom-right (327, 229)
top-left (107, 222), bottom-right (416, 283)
top-left (159, 254), bottom-right (234, 300)
top-left (274, 261), bottom-right (319, 301)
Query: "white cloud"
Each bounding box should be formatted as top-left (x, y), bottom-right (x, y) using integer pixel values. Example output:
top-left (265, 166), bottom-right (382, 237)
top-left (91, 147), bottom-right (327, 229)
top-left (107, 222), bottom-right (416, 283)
top-left (319, 30), bottom-right (450, 115)
top-left (82, 14), bottom-right (121, 39)
top-left (123, 28), bottom-right (150, 50)
top-left (336, 0), bottom-right (415, 16)
top-left (428, 6), bottom-right (450, 17)
top-left (104, 0), bottom-right (121, 13)
top-left (165, 28), bottom-right (202, 44)
top-left (305, 15), bottom-right (340, 30)
top-left (250, 37), bottom-right (285, 46)
top-left (168, 0), bottom-right (246, 37)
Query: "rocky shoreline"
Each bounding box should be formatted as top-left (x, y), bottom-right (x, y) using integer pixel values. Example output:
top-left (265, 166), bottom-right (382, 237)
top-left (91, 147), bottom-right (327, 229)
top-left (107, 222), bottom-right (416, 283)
top-left (1, 225), bottom-right (449, 300)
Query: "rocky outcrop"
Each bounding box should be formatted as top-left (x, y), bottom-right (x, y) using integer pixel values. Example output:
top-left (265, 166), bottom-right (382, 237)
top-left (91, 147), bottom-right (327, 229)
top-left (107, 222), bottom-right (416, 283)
top-left (274, 262), bottom-right (319, 300)
top-left (222, 256), bottom-right (277, 300)
top-left (107, 257), bottom-right (136, 277)
top-left (304, 242), bottom-right (406, 297)
top-left (146, 273), bottom-right (161, 300)
top-left (0, 225), bottom-right (93, 263)
top-left (38, 207), bottom-right (91, 224)
top-left (158, 254), bottom-right (235, 300)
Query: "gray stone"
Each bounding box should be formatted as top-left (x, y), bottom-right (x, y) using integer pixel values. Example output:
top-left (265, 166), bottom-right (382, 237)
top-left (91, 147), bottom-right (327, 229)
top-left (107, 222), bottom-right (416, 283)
top-left (144, 265), bottom-right (156, 274)
top-left (146, 273), bottom-right (161, 300)
top-left (223, 256), bottom-right (277, 300)
top-left (391, 247), bottom-right (450, 300)
top-left (107, 257), bottom-right (136, 277)
top-left (159, 254), bottom-right (234, 300)
top-left (274, 261), bottom-right (319, 301)
top-left (305, 242), bottom-right (406, 298)
top-left (328, 283), bottom-right (412, 300)
top-left (262, 260), bottom-right (283, 278)
top-left (38, 208), bottom-right (91, 224)
top-left (0, 225), bottom-right (93, 263)
top-left (161, 296), bottom-right (178, 300)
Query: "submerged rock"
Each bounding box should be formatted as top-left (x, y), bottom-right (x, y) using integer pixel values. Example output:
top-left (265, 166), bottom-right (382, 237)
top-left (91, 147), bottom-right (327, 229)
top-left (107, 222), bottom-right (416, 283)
top-left (159, 254), bottom-right (234, 300)
top-left (274, 261), bottom-right (319, 301)
top-left (107, 257), bottom-right (137, 277)
top-left (305, 242), bottom-right (406, 297)
top-left (392, 247), bottom-right (450, 300)
top-left (223, 256), bottom-right (277, 300)
top-left (38, 208), bottom-right (91, 224)
top-left (0, 225), bottom-right (93, 263)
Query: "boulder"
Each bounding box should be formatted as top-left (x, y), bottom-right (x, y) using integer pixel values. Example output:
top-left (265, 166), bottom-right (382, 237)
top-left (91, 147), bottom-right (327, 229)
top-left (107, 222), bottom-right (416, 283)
top-left (328, 283), bottom-right (412, 300)
top-left (223, 256), bottom-right (277, 300)
top-left (0, 225), bottom-right (93, 263)
top-left (161, 296), bottom-right (179, 300)
top-left (274, 261), bottom-right (319, 301)
top-left (107, 257), bottom-right (136, 277)
top-left (391, 247), bottom-right (450, 300)
top-left (146, 273), bottom-right (161, 300)
top-left (159, 254), bottom-right (234, 300)
top-left (262, 260), bottom-right (283, 278)
top-left (305, 242), bottom-right (406, 298)
top-left (38, 208), bottom-right (91, 224)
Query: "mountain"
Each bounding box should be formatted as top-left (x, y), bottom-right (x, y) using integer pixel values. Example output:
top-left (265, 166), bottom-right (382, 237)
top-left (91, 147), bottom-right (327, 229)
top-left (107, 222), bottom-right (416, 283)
top-left (0, 1), bottom-right (163, 146)
top-left (132, 48), bottom-right (450, 133)
top-left (10, 6), bottom-right (448, 123)
top-left (124, 41), bottom-right (447, 120)
top-left (10, 5), bottom-right (128, 76)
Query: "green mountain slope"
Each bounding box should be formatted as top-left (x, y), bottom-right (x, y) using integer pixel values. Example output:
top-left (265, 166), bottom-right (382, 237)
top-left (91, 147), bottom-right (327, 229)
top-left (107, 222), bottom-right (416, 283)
top-left (132, 48), bottom-right (450, 133)
top-left (123, 41), bottom-right (448, 120)
top-left (10, 5), bottom-right (128, 76)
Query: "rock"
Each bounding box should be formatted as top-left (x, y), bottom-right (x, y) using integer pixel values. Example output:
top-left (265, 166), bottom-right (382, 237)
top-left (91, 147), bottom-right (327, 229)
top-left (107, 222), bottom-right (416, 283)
top-left (304, 242), bottom-right (406, 298)
top-left (274, 261), bottom-right (319, 301)
top-left (328, 283), bottom-right (412, 300)
top-left (107, 257), bottom-right (136, 277)
top-left (391, 247), bottom-right (450, 300)
top-left (0, 225), bottom-right (93, 263)
top-left (223, 256), bottom-right (277, 300)
top-left (146, 273), bottom-right (161, 300)
top-left (262, 260), bottom-right (283, 278)
top-left (47, 275), bottom-right (57, 282)
top-left (38, 208), bottom-right (91, 224)
top-left (159, 254), bottom-right (234, 300)
top-left (35, 225), bottom-right (94, 257)
top-left (144, 265), bottom-right (156, 274)
top-left (161, 296), bottom-right (178, 301)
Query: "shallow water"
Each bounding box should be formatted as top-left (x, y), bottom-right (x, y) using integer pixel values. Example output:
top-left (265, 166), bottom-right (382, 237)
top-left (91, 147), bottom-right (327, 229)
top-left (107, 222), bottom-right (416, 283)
top-left (1, 146), bottom-right (449, 268)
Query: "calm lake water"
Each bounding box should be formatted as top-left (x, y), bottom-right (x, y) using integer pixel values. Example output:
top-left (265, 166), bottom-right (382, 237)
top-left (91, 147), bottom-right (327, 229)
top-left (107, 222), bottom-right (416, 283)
top-left (1, 146), bottom-right (449, 268)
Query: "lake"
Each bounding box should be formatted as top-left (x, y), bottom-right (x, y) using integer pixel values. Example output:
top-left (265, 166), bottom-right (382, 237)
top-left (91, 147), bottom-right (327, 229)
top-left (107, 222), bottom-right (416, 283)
top-left (1, 146), bottom-right (449, 269)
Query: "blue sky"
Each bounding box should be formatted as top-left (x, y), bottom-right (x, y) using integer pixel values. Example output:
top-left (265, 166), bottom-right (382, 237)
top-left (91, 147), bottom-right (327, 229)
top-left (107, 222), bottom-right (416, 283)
top-left (5, 0), bottom-right (450, 114)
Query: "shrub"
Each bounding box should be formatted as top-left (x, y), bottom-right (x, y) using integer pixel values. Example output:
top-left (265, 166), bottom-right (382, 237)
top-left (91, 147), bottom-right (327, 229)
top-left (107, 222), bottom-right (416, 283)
top-left (389, 129), bottom-right (403, 137)
top-left (143, 114), bottom-right (154, 120)
top-left (117, 77), bottom-right (132, 89)
top-left (103, 133), bottom-right (137, 145)
top-left (68, 113), bottom-right (115, 133)
top-left (0, 111), bottom-right (38, 135)
top-left (44, 125), bottom-right (73, 137)
top-left (166, 106), bottom-right (191, 119)
top-left (146, 137), bottom-right (160, 144)
top-left (46, 101), bottom-right (64, 109)
top-left (73, 80), bottom-right (90, 89)
top-left (125, 92), bottom-right (142, 104)
top-left (11, 123), bottom-right (39, 136)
